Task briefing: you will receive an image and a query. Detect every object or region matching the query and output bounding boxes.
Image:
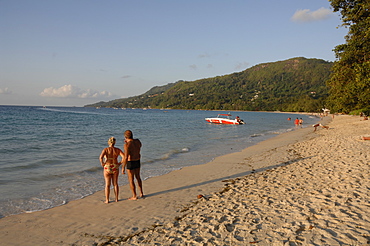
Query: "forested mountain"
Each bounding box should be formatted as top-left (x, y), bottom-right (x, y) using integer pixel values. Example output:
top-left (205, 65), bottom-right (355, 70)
top-left (86, 57), bottom-right (333, 112)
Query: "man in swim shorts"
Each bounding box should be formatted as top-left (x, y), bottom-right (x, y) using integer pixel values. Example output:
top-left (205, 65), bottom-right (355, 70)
top-left (126, 160), bottom-right (141, 170)
top-left (122, 130), bottom-right (144, 200)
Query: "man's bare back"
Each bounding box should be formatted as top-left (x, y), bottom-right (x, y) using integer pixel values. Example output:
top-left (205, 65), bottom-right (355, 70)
top-left (125, 139), bottom-right (141, 161)
top-left (123, 130), bottom-right (144, 200)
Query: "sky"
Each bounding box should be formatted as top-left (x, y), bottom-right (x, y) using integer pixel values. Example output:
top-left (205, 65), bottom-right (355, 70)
top-left (0, 0), bottom-right (348, 107)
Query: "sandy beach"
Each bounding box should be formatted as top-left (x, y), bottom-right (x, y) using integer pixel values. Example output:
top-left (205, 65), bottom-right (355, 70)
top-left (1, 114), bottom-right (369, 245)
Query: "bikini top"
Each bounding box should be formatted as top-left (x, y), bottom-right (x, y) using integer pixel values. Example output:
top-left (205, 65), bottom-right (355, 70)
top-left (106, 147), bottom-right (117, 161)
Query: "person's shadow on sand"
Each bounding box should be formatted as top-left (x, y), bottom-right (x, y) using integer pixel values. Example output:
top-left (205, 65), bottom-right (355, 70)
top-left (145, 156), bottom-right (315, 198)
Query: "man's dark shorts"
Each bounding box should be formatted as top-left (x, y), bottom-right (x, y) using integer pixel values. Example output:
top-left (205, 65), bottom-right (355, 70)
top-left (126, 160), bottom-right (141, 170)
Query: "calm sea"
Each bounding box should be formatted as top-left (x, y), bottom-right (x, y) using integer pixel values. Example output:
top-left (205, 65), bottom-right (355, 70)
top-left (0, 105), bottom-right (318, 218)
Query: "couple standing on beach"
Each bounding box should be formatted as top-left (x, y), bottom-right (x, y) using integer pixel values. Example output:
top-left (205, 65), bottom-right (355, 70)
top-left (294, 118), bottom-right (303, 128)
top-left (99, 130), bottom-right (144, 203)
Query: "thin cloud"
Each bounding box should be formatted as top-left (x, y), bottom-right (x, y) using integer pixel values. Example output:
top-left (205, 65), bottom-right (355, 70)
top-left (198, 53), bottom-right (211, 58)
top-left (235, 62), bottom-right (250, 70)
top-left (0, 87), bottom-right (12, 94)
top-left (40, 84), bottom-right (114, 99)
top-left (189, 64), bottom-right (197, 70)
top-left (198, 52), bottom-right (230, 59)
top-left (121, 75), bottom-right (132, 79)
top-left (291, 7), bottom-right (332, 22)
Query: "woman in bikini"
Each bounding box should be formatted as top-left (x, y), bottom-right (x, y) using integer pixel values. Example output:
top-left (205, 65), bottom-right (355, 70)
top-left (99, 137), bottom-right (125, 203)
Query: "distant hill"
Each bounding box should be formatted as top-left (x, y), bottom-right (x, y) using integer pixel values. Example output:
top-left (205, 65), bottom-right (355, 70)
top-left (86, 57), bottom-right (333, 112)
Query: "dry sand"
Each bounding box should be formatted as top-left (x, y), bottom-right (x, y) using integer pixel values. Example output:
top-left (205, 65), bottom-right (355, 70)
top-left (0, 115), bottom-right (369, 245)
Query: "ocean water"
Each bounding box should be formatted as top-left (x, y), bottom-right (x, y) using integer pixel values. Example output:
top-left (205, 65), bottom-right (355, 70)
top-left (0, 105), bottom-right (318, 218)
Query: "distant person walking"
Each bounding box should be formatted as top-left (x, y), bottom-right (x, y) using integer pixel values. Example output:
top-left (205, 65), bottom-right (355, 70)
top-left (99, 137), bottom-right (125, 203)
top-left (122, 130), bottom-right (144, 200)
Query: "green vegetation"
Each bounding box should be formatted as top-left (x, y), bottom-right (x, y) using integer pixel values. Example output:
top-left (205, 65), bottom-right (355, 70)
top-left (87, 57), bottom-right (332, 112)
top-left (326, 0), bottom-right (370, 114)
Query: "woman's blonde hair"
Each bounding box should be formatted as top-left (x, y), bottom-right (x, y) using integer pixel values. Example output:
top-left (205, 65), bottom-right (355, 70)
top-left (108, 136), bottom-right (116, 145)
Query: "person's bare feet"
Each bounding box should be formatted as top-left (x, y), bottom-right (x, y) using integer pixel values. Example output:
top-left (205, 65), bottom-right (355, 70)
top-left (140, 194), bottom-right (145, 199)
top-left (128, 197), bottom-right (137, 200)
top-left (104, 200), bottom-right (110, 204)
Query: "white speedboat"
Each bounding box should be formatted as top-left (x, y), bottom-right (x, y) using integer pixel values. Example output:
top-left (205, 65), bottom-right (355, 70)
top-left (205, 114), bottom-right (245, 125)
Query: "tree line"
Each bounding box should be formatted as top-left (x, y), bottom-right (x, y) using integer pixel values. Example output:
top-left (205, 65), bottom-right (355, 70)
top-left (326, 0), bottom-right (370, 114)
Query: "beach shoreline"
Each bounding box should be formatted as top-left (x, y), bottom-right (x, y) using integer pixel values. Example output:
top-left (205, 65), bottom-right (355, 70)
top-left (1, 108), bottom-right (317, 219)
top-left (1, 115), bottom-right (369, 245)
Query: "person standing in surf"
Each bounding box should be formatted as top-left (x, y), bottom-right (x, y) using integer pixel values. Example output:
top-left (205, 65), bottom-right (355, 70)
top-left (99, 137), bottom-right (125, 203)
top-left (122, 130), bottom-right (144, 200)
top-left (294, 118), bottom-right (300, 128)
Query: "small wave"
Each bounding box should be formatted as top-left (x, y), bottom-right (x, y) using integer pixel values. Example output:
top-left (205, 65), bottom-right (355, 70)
top-left (38, 107), bottom-right (109, 116)
top-left (24, 197), bottom-right (53, 212)
top-left (50, 166), bottom-right (103, 179)
top-left (270, 127), bottom-right (294, 135)
top-left (161, 148), bottom-right (191, 160)
top-left (0, 195), bottom-right (69, 218)
top-left (0, 160), bottom-right (53, 172)
top-left (141, 167), bottom-right (181, 181)
top-left (209, 137), bottom-right (223, 140)
top-left (84, 166), bottom-right (103, 173)
top-left (142, 147), bottom-right (191, 164)
top-left (16, 166), bottom-right (100, 183)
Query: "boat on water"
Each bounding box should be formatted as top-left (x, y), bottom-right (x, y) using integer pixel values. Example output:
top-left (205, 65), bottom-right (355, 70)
top-left (205, 114), bottom-right (245, 125)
